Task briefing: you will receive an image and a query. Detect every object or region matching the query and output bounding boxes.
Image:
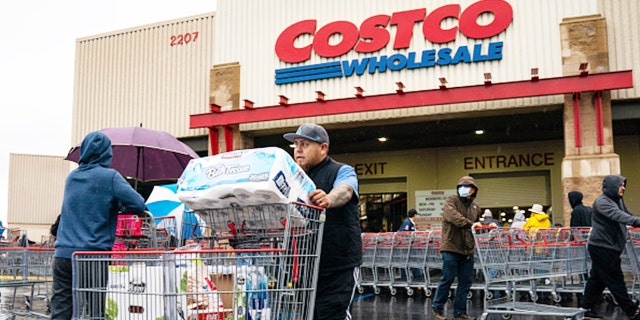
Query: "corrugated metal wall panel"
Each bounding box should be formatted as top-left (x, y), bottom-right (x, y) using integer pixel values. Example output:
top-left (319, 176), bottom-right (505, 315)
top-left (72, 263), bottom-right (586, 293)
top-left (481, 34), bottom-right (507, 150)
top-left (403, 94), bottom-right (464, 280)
top-left (72, 13), bottom-right (215, 145)
top-left (600, 0), bottom-right (640, 99)
top-left (7, 154), bottom-right (70, 225)
top-left (217, 0), bottom-right (599, 132)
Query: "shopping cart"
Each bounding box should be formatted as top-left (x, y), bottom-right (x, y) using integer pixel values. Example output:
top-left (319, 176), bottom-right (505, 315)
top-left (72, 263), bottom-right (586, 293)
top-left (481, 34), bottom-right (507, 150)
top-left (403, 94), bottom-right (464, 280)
top-left (152, 216), bottom-right (178, 249)
top-left (550, 227), bottom-right (591, 302)
top-left (114, 212), bottom-right (160, 250)
top-left (473, 227), bottom-right (585, 320)
top-left (424, 230), bottom-right (443, 298)
top-left (357, 232), bottom-right (378, 294)
top-left (72, 202), bottom-right (325, 320)
top-left (24, 241), bottom-right (55, 314)
top-left (371, 232), bottom-right (395, 295)
top-left (406, 231), bottom-right (429, 296)
top-left (0, 228), bottom-right (50, 319)
top-left (623, 227), bottom-right (640, 302)
top-left (389, 232), bottom-right (413, 296)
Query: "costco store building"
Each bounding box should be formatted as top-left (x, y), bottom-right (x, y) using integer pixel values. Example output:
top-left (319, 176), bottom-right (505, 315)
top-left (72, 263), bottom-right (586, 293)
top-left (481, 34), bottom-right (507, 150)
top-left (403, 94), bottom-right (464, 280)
top-left (8, 0), bottom-right (640, 236)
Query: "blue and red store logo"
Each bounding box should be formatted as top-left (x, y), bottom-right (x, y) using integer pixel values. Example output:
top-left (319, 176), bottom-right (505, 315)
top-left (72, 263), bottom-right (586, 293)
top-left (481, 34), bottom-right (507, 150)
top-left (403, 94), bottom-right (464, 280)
top-left (274, 0), bottom-right (513, 85)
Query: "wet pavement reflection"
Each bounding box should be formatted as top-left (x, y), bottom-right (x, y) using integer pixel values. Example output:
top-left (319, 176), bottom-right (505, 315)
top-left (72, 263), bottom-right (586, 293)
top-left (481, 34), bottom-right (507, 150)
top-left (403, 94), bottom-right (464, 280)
top-left (352, 288), bottom-right (630, 320)
top-left (0, 285), bottom-right (633, 319)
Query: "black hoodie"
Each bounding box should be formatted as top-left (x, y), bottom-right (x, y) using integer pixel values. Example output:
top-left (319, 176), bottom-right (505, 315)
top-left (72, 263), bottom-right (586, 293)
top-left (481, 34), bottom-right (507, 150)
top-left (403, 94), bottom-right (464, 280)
top-left (568, 191), bottom-right (592, 227)
top-left (589, 175), bottom-right (640, 252)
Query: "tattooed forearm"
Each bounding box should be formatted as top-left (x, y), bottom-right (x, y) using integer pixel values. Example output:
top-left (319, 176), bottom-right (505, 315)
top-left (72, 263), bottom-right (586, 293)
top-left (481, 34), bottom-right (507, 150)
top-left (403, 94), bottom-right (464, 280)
top-left (327, 184), bottom-right (354, 208)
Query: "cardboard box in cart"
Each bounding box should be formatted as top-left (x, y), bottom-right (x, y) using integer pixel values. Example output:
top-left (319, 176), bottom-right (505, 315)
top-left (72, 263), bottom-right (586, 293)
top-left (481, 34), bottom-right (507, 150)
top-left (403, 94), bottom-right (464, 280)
top-left (185, 273), bottom-right (234, 320)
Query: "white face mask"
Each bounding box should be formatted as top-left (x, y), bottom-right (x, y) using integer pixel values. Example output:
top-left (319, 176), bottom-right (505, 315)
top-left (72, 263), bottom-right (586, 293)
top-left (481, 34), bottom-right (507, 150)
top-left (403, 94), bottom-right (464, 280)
top-left (458, 186), bottom-right (471, 197)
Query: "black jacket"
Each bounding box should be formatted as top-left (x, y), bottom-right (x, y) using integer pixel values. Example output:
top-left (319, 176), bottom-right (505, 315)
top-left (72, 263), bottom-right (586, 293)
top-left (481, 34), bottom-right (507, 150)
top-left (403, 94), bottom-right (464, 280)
top-left (568, 191), bottom-right (592, 227)
top-left (307, 156), bottom-right (362, 272)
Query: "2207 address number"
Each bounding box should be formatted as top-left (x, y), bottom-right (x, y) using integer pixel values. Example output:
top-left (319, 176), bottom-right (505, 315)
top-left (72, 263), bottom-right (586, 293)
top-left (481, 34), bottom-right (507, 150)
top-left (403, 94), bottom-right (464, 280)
top-left (170, 32), bottom-right (199, 46)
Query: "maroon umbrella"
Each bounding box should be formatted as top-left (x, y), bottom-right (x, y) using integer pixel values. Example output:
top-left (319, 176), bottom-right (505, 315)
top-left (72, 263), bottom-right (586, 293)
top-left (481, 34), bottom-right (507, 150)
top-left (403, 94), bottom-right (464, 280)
top-left (65, 126), bottom-right (200, 183)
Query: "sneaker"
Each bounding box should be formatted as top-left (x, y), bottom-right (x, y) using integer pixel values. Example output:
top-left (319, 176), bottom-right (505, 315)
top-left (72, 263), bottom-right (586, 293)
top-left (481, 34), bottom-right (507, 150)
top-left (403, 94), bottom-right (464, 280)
top-left (433, 308), bottom-right (447, 320)
top-left (582, 309), bottom-right (603, 319)
top-left (454, 315), bottom-right (475, 320)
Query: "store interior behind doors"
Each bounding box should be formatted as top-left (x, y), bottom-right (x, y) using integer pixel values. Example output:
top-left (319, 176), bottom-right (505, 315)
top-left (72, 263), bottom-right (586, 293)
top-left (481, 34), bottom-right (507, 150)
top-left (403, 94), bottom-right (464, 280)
top-left (358, 177), bottom-right (407, 232)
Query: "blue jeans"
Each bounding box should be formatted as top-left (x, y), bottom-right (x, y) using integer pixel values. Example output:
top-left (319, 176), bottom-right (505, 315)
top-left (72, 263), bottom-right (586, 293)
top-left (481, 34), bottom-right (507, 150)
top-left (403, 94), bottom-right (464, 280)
top-left (432, 251), bottom-right (474, 317)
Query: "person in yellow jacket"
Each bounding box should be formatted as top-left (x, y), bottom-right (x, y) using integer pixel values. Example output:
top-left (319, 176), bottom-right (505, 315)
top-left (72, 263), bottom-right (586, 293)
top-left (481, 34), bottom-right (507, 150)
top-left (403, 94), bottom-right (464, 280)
top-left (522, 203), bottom-right (551, 231)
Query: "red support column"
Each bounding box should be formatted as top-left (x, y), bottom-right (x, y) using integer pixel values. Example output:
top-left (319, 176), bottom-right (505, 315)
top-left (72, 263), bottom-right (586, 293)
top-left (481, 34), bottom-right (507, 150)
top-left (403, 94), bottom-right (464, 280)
top-left (594, 90), bottom-right (604, 151)
top-left (572, 93), bottom-right (582, 154)
top-left (208, 127), bottom-right (219, 155)
top-left (224, 126), bottom-right (234, 152)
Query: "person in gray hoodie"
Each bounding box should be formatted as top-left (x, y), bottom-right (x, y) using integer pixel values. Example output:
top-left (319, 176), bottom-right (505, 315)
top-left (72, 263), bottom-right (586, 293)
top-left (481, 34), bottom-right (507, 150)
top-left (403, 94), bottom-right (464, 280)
top-left (579, 175), bottom-right (640, 319)
top-left (510, 210), bottom-right (526, 229)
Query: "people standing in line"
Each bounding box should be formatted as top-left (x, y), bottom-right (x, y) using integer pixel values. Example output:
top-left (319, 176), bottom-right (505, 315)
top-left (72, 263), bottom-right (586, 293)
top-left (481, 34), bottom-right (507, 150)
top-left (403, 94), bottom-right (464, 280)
top-left (398, 208), bottom-right (417, 232)
top-left (432, 176), bottom-right (483, 320)
top-left (283, 123), bottom-right (361, 320)
top-left (522, 204), bottom-right (551, 231)
top-left (569, 191), bottom-right (592, 227)
top-left (510, 210), bottom-right (526, 229)
top-left (579, 175), bottom-right (640, 319)
top-left (481, 209), bottom-right (501, 227)
top-left (50, 131), bottom-right (145, 320)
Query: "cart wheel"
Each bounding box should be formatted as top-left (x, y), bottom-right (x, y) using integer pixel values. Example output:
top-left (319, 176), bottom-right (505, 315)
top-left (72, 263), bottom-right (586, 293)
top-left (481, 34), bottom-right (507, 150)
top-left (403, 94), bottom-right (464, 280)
top-left (358, 286), bottom-right (364, 294)
top-left (407, 288), bottom-right (414, 296)
top-left (25, 296), bottom-right (31, 311)
top-left (553, 294), bottom-right (562, 303)
top-left (374, 287), bottom-right (381, 295)
top-left (486, 291), bottom-right (494, 300)
top-left (501, 313), bottom-right (512, 319)
top-left (604, 293), bottom-right (618, 305)
top-left (425, 288), bottom-right (432, 297)
top-left (467, 291), bottom-right (473, 299)
top-left (390, 287), bottom-right (397, 296)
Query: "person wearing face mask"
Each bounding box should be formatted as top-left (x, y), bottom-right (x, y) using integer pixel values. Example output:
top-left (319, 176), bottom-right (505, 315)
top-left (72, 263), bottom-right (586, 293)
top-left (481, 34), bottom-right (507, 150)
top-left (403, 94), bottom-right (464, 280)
top-left (432, 176), bottom-right (483, 320)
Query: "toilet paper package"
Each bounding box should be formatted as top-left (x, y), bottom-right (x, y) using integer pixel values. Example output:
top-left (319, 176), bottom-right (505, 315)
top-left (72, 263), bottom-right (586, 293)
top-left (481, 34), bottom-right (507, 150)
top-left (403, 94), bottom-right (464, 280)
top-left (177, 147), bottom-right (316, 210)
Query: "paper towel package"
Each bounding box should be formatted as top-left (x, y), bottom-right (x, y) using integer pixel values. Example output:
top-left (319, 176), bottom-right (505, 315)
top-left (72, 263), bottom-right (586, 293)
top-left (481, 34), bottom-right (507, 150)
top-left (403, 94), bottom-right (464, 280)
top-left (177, 147), bottom-right (316, 210)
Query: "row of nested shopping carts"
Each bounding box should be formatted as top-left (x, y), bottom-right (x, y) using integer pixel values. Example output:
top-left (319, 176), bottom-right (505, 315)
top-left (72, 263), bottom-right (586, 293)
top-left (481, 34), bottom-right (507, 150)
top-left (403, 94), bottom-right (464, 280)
top-left (0, 228), bottom-right (55, 320)
top-left (359, 227), bottom-right (640, 320)
top-left (72, 202), bottom-right (325, 320)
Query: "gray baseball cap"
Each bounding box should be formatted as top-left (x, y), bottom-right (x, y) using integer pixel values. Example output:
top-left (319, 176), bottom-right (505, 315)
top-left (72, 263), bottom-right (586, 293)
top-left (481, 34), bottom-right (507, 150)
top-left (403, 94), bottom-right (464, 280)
top-left (283, 123), bottom-right (330, 146)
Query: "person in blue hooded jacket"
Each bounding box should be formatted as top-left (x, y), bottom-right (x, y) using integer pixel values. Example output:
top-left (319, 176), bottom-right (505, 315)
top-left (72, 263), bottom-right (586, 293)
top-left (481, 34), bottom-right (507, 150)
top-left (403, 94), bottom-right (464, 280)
top-left (50, 131), bottom-right (145, 320)
top-left (579, 175), bottom-right (640, 319)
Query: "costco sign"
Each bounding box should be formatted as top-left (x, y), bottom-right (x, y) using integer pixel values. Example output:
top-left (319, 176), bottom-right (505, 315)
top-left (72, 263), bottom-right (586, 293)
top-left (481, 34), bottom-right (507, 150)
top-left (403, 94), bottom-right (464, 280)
top-left (274, 0), bottom-right (513, 85)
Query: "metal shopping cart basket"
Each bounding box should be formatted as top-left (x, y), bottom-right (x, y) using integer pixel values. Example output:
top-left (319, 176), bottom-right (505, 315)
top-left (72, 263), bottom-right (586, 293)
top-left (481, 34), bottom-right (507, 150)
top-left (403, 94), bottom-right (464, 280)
top-left (0, 228), bottom-right (50, 319)
top-left (473, 226), bottom-right (585, 320)
top-left (72, 202), bottom-right (325, 320)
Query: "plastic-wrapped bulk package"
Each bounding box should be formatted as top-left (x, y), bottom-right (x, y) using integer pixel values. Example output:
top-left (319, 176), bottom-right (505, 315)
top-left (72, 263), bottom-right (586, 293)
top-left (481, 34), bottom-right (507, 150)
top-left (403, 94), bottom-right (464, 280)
top-left (177, 147), bottom-right (316, 210)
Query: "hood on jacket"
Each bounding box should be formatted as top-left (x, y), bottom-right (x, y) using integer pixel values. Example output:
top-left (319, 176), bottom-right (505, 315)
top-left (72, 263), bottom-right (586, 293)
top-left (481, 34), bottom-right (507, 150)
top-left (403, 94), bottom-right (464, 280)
top-left (568, 191), bottom-right (583, 209)
top-left (78, 131), bottom-right (113, 168)
top-left (602, 174), bottom-right (626, 201)
top-left (457, 175), bottom-right (478, 200)
top-left (513, 211), bottom-right (525, 221)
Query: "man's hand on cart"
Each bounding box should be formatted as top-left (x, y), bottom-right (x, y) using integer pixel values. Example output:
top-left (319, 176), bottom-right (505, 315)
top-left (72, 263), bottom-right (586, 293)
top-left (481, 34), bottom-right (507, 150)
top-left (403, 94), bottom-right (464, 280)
top-left (472, 222), bottom-right (497, 231)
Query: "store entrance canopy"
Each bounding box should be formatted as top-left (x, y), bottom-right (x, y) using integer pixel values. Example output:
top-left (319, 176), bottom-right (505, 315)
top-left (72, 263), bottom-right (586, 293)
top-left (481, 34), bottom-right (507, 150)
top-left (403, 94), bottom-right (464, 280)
top-left (190, 70), bottom-right (633, 154)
